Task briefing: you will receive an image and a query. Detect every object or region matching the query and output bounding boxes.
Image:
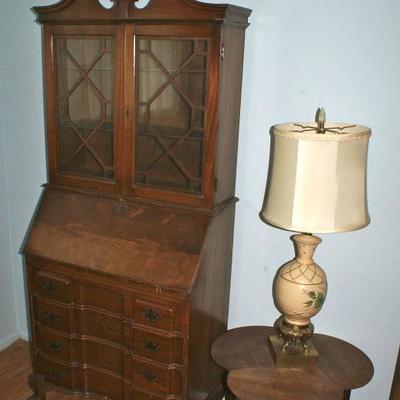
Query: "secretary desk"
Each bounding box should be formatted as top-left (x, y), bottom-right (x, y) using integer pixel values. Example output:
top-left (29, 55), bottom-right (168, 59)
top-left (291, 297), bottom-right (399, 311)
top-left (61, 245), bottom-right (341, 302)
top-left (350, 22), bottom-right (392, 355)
top-left (23, 1), bottom-right (251, 399)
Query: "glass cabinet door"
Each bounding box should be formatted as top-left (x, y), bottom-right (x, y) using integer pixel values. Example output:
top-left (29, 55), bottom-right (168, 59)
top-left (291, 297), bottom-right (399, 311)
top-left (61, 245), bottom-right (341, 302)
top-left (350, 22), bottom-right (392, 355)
top-left (133, 36), bottom-right (210, 195)
top-left (55, 36), bottom-right (114, 179)
top-left (51, 30), bottom-right (118, 185)
top-left (46, 24), bottom-right (217, 203)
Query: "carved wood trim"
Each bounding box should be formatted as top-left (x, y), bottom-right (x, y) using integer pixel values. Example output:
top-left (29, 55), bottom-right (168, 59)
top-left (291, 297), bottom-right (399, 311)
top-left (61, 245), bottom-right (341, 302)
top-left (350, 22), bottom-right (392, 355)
top-left (33, 0), bottom-right (251, 26)
top-left (33, 0), bottom-right (118, 21)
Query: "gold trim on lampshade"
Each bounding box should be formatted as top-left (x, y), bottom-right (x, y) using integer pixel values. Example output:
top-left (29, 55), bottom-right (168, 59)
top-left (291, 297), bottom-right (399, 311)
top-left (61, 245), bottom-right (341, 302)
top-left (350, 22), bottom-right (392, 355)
top-left (261, 122), bottom-right (371, 234)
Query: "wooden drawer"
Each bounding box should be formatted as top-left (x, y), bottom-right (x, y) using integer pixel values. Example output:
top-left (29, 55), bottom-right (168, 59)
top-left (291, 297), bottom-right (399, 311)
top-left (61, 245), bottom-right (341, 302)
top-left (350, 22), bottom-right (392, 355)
top-left (36, 328), bottom-right (72, 362)
top-left (78, 339), bottom-right (124, 375)
top-left (84, 367), bottom-right (125, 399)
top-left (133, 390), bottom-right (165, 400)
top-left (34, 270), bottom-right (72, 303)
top-left (133, 328), bottom-right (183, 365)
top-left (36, 355), bottom-right (73, 390)
top-left (134, 299), bottom-right (183, 333)
top-left (76, 309), bottom-right (124, 344)
top-left (34, 299), bottom-right (72, 333)
top-left (81, 284), bottom-right (124, 314)
top-left (133, 359), bottom-right (182, 396)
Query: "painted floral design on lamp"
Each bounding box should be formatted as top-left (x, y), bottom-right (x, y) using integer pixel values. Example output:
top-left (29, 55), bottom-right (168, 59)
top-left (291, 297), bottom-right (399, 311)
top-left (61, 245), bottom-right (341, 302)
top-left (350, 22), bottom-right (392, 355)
top-left (304, 290), bottom-right (326, 310)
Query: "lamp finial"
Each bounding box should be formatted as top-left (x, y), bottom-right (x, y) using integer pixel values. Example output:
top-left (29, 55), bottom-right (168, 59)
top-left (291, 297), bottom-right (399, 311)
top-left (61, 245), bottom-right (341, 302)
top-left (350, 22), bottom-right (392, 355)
top-left (315, 107), bottom-right (326, 133)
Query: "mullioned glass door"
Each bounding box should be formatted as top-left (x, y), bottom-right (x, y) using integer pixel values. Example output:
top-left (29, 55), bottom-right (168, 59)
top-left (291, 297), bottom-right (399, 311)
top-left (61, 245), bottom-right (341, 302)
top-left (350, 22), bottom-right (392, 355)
top-left (45, 25), bottom-right (123, 193)
top-left (134, 36), bottom-right (209, 194)
top-left (55, 35), bottom-right (115, 179)
top-left (127, 24), bottom-right (219, 207)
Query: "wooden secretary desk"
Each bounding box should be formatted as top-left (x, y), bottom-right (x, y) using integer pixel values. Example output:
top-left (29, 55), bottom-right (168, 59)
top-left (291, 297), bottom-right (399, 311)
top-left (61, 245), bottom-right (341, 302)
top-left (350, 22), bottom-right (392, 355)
top-left (23, 1), bottom-right (251, 400)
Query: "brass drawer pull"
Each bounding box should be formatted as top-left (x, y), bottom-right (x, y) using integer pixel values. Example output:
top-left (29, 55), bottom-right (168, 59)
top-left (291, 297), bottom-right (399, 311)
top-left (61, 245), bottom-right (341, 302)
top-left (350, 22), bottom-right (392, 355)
top-left (48, 340), bottom-right (62, 353)
top-left (43, 282), bottom-right (59, 294)
top-left (140, 370), bottom-right (158, 383)
top-left (143, 309), bottom-right (161, 323)
top-left (142, 340), bottom-right (160, 353)
top-left (50, 368), bottom-right (64, 380)
top-left (42, 312), bottom-right (60, 323)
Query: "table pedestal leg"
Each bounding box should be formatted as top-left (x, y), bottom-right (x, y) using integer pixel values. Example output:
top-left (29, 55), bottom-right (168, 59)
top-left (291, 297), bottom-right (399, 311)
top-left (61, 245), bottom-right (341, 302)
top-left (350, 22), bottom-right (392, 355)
top-left (343, 390), bottom-right (351, 400)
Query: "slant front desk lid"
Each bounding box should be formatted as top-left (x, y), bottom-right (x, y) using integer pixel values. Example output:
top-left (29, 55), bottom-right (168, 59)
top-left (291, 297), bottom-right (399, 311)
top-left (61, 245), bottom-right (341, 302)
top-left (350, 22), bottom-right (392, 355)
top-left (23, 189), bottom-right (211, 292)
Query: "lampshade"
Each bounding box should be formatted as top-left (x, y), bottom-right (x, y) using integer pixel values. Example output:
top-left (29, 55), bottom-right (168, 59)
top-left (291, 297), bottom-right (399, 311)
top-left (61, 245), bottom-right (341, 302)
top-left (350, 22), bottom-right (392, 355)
top-left (260, 122), bottom-right (371, 234)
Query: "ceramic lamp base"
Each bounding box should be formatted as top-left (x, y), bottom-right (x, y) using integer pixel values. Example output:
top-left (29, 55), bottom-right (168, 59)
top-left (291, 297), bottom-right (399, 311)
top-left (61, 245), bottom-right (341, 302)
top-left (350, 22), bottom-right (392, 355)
top-left (272, 233), bottom-right (327, 365)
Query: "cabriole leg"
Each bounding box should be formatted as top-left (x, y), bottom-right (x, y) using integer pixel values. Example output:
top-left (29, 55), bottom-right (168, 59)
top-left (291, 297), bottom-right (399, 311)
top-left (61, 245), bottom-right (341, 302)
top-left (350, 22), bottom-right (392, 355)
top-left (28, 375), bottom-right (46, 400)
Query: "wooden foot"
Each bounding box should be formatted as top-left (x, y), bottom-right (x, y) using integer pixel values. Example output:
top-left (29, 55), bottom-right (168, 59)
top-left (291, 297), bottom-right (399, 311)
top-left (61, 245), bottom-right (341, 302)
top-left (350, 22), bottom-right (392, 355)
top-left (28, 375), bottom-right (46, 400)
top-left (27, 395), bottom-right (46, 400)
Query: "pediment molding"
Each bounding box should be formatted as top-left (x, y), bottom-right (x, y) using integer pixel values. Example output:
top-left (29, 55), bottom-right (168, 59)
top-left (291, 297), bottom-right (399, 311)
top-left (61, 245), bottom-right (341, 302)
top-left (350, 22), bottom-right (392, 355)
top-left (33, 0), bottom-right (251, 26)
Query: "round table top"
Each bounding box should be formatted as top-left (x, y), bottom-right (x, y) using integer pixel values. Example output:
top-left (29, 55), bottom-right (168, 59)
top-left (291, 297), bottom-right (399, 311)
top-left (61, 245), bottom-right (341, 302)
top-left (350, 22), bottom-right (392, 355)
top-left (211, 326), bottom-right (374, 400)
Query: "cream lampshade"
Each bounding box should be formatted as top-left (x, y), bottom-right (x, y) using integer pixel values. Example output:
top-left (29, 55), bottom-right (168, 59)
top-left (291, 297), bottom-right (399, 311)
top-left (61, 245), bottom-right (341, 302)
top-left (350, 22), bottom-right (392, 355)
top-left (261, 122), bottom-right (371, 234)
top-left (260, 109), bottom-right (371, 368)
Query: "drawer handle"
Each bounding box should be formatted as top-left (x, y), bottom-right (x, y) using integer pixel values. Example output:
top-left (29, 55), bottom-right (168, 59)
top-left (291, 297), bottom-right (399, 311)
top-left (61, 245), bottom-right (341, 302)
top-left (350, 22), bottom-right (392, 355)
top-left (50, 368), bottom-right (64, 380)
top-left (48, 340), bottom-right (62, 353)
top-left (42, 312), bottom-right (60, 323)
top-left (140, 370), bottom-right (158, 383)
top-left (143, 309), bottom-right (161, 323)
top-left (43, 282), bottom-right (59, 294)
top-left (142, 340), bottom-right (160, 353)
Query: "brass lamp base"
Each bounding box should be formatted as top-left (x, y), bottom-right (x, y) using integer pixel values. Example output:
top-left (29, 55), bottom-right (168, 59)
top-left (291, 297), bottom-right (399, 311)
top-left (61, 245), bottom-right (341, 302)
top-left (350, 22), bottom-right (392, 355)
top-left (269, 335), bottom-right (319, 368)
top-left (268, 316), bottom-right (319, 368)
top-left (276, 316), bottom-right (314, 350)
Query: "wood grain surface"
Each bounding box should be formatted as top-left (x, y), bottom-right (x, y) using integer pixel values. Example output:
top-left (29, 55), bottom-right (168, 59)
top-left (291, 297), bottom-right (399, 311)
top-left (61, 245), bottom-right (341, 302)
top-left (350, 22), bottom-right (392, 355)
top-left (211, 326), bottom-right (374, 400)
top-left (24, 189), bottom-right (211, 292)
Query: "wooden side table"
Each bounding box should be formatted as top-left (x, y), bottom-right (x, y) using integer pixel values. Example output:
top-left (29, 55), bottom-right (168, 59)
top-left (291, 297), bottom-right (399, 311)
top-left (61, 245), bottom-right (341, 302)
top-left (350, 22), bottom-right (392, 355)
top-left (211, 326), bottom-right (374, 400)
top-left (390, 347), bottom-right (400, 400)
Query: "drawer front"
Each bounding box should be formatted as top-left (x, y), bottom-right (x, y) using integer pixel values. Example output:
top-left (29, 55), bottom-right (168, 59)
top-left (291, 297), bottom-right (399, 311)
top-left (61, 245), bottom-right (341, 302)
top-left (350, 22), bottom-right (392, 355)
top-left (133, 328), bottom-right (183, 365)
top-left (133, 390), bottom-right (165, 400)
top-left (77, 309), bottom-right (124, 344)
top-left (84, 368), bottom-right (125, 399)
top-left (35, 270), bottom-right (72, 303)
top-left (78, 339), bottom-right (124, 375)
top-left (134, 299), bottom-right (181, 333)
top-left (82, 284), bottom-right (124, 314)
top-left (133, 359), bottom-right (182, 396)
top-left (35, 299), bottom-right (72, 333)
top-left (36, 328), bottom-right (71, 362)
top-left (36, 355), bottom-right (73, 390)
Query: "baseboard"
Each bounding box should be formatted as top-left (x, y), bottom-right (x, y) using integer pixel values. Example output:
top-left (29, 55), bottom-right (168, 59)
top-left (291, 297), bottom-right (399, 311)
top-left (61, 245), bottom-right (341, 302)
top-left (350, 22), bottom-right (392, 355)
top-left (19, 330), bottom-right (29, 342)
top-left (0, 332), bottom-right (19, 351)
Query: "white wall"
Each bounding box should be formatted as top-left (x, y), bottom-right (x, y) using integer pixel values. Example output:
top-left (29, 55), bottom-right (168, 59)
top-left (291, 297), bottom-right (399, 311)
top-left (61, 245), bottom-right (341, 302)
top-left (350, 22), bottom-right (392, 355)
top-left (0, 0), bottom-right (399, 399)
top-left (0, 0), bottom-right (47, 340)
top-left (0, 57), bottom-right (19, 350)
top-left (219, 1), bottom-right (400, 400)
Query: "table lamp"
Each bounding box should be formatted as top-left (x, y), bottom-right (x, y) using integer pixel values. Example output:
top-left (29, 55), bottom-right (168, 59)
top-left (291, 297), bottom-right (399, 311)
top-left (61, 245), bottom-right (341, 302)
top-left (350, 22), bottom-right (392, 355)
top-left (260, 108), bottom-right (371, 367)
